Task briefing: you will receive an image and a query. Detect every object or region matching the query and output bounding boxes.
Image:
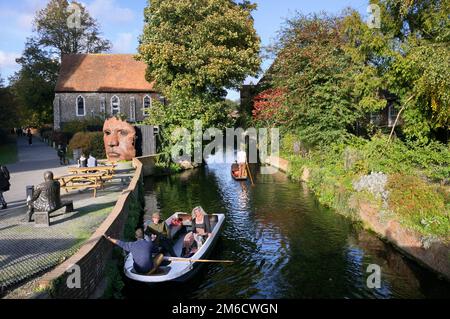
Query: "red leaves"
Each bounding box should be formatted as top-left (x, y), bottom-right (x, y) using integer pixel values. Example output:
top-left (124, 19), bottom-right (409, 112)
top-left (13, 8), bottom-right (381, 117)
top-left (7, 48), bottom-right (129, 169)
top-left (252, 88), bottom-right (286, 122)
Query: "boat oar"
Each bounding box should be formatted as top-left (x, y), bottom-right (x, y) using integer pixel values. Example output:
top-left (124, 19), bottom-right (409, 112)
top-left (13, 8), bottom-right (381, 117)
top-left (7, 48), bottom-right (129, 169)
top-left (246, 162), bottom-right (255, 186)
top-left (165, 257), bottom-right (234, 263)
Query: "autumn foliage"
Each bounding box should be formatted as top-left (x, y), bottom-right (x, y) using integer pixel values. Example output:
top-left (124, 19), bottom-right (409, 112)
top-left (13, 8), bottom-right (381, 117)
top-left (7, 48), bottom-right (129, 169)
top-left (252, 88), bottom-right (287, 124)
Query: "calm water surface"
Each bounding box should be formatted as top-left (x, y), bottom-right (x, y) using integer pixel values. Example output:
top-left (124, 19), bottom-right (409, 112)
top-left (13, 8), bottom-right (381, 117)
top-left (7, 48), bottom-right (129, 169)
top-left (123, 160), bottom-right (450, 299)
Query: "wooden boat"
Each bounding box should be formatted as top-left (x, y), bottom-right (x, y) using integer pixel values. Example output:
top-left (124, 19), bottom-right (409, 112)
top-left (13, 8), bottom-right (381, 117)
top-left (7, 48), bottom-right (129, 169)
top-left (124, 212), bottom-right (225, 284)
top-left (231, 163), bottom-right (247, 180)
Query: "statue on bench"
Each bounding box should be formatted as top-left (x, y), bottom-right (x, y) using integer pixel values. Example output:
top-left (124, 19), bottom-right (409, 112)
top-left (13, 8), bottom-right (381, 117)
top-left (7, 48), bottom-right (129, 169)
top-left (23, 171), bottom-right (73, 226)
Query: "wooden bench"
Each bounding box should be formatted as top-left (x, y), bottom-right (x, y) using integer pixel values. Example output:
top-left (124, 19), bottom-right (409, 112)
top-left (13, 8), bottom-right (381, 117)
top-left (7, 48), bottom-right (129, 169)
top-left (56, 173), bottom-right (106, 198)
top-left (34, 201), bottom-right (74, 227)
top-left (67, 165), bottom-right (115, 177)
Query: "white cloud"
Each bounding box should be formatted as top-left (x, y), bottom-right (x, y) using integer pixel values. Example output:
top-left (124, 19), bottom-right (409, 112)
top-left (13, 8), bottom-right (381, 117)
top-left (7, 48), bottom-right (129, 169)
top-left (88, 0), bottom-right (135, 24)
top-left (0, 51), bottom-right (20, 69)
top-left (112, 32), bottom-right (136, 53)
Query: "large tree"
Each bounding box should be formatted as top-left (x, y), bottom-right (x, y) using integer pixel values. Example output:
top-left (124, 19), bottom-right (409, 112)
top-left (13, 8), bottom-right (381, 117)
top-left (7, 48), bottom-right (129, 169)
top-left (0, 75), bottom-right (20, 131)
top-left (34, 0), bottom-right (111, 57)
top-left (9, 39), bottom-right (60, 127)
top-left (138, 0), bottom-right (261, 154)
top-left (345, 0), bottom-right (450, 143)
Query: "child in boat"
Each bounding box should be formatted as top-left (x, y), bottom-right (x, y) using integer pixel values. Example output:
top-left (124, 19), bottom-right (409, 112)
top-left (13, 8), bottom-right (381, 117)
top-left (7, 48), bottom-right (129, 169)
top-left (182, 206), bottom-right (212, 257)
top-left (145, 212), bottom-right (177, 257)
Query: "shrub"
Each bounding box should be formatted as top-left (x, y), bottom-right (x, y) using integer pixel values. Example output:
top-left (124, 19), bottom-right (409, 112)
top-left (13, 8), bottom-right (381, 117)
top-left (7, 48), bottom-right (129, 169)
top-left (387, 174), bottom-right (449, 238)
top-left (62, 117), bottom-right (104, 142)
top-left (68, 132), bottom-right (105, 159)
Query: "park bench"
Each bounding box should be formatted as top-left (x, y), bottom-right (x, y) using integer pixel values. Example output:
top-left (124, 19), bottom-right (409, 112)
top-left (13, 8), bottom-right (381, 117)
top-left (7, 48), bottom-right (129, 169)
top-left (56, 173), bottom-right (106, 198)
top-left (34, 201), bottom-right (74, 227)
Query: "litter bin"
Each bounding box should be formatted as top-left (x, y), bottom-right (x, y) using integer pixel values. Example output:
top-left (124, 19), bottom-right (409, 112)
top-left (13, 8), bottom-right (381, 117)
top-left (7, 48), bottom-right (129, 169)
top-left (26, 185), bottom-right (34, 201)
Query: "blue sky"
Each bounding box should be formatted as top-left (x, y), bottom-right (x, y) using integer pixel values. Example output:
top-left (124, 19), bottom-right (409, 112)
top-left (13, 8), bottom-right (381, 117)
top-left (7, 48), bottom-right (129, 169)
top-left (0, 0), bottom-right (369, 99)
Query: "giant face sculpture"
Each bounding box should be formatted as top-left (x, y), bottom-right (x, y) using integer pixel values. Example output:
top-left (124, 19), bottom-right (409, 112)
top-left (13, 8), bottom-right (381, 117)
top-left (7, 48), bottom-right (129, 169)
top-left (103, 117), bottom-right (136, 162)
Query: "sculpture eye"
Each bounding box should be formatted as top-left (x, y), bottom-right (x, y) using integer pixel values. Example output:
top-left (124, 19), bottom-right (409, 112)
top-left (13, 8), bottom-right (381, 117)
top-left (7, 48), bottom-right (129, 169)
top-left (120, 130), bottom-right (128, 136)
top-left (104, 130), bottom-right (111, 136)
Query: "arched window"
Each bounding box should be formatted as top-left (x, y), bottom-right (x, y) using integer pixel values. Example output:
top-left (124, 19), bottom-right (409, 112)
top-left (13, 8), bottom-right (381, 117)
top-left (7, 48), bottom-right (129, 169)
top-left (76, 95), bottom-right (85, 116)
top-left (143, 95), bottom-right (152, 116)
top-left (111, 95), bottom-right (120, 115)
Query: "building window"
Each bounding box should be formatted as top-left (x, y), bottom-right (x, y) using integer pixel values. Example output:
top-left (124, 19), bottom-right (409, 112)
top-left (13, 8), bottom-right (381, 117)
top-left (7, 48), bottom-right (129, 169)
top-left (100, 97), bottom-right (106, 115)
top-left (76, 95), bottom-right (85, 116)
top-left (388, 104), bottom-right (398, 127)
top-left (111, 95), bottom-right (120, 116)
top-left (143, 95), bottom-right (151, 116)
top-left (130, 97), bottom-right (136, 122)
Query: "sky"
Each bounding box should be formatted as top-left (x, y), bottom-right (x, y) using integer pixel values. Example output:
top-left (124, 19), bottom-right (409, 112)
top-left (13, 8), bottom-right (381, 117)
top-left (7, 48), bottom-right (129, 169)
top-left (0, 0), bottom-right (369, 100)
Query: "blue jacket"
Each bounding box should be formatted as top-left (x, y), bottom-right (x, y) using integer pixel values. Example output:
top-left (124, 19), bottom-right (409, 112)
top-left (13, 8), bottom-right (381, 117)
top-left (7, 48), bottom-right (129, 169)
top-left (117, 239), bottom-right (154, 274)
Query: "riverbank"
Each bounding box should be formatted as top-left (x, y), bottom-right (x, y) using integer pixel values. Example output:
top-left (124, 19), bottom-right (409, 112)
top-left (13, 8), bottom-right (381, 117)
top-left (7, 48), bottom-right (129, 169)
top-left (265, 138), bottom-right (450, 281)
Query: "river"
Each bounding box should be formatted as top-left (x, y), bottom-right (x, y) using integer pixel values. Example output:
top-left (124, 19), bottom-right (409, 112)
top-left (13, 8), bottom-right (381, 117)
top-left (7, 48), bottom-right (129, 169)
top-left (122, 159), bottom-right (450, 299)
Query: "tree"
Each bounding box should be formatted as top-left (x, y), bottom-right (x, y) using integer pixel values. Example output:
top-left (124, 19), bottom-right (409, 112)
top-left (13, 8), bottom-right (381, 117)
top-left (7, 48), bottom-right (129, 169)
top-left (264, 12), bottom-right (375, 146)
top-left (345, 0), bottom-right (450, 143)
top-left (138, 0), bottom-right (261, 160)
top-left (0, 75), bottom-right (20, 130)
top-left (9, 39), bottom-right (60, 127)
top-left (34, 0), bottom-right (111, 57)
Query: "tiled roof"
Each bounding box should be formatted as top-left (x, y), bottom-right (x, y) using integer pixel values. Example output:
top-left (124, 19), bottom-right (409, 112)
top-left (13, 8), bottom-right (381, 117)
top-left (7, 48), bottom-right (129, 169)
top-left (55, 54), bottom-right (155, 92)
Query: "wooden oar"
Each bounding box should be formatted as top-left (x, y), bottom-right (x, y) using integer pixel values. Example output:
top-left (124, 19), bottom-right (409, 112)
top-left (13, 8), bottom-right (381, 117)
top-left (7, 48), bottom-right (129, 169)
top-left (165, 257), bottom-right (234, 263)
top-left (246, 162), bottom-right (255, 186)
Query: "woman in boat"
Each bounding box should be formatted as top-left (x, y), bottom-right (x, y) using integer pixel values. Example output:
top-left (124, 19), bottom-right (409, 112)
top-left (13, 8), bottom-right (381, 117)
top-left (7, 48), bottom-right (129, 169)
top-left (182, 206), bottom-right (212, 257)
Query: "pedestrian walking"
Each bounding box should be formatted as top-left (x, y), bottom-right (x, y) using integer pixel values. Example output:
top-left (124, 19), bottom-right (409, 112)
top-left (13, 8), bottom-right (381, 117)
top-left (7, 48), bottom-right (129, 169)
top-left (27, 128), bottom-right (33, 146)
top-left (0, 163), bottom-right (11, 210)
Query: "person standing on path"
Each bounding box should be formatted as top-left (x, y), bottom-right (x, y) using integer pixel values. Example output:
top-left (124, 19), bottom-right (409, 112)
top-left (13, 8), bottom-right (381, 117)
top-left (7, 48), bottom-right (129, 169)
top-left (0, 163), bottom-right (11, 210)
top-left (27, 128), bottom-right (33, 146)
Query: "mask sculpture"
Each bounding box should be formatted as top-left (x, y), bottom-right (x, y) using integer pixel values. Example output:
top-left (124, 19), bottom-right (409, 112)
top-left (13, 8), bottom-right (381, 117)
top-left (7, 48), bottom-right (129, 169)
top-left (103, 117), bottom-right (137, 162)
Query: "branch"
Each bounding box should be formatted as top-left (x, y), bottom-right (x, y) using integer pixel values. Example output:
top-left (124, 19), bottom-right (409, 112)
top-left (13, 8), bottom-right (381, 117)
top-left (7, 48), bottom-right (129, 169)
top-left (388, 95), bottom-right (415, 143)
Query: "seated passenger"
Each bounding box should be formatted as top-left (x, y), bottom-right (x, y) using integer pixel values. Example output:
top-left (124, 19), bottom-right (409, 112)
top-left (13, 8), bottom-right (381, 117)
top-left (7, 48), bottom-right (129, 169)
top-left (104, 229), bottom-right (163, 275)
top-left (145, 212), bottom-right (177, 257)
top-left (182, 206), bottom-right (212, 257)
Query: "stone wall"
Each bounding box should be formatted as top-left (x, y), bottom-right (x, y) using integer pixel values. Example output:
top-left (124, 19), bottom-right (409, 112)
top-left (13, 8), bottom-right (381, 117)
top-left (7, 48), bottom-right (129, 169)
top-left (54, 92), bottom-right (164, 129)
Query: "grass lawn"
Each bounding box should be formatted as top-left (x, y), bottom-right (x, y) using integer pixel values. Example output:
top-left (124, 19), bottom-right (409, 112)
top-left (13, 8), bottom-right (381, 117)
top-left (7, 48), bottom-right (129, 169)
top-left (0, 143), bottom-right (18, 165)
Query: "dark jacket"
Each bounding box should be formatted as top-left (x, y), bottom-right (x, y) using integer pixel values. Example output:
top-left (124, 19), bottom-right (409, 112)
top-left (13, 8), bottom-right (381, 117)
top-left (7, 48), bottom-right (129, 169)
top-left (191, 215), bottom-right (212, 234)
top-left (0, 165), bottom-right (10, 192)
top-left (117, 239), bottom-right (154, 274)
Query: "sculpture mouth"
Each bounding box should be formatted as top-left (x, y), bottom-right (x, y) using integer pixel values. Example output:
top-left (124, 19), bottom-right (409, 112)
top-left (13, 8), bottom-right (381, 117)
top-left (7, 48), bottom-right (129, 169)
top-left (107, 152), bottom-right (121, 159)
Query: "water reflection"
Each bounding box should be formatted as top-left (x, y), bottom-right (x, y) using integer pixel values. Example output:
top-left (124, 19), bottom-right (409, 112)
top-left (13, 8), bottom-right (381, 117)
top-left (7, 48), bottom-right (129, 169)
top-left (123, 161), bottom-right (450, 299)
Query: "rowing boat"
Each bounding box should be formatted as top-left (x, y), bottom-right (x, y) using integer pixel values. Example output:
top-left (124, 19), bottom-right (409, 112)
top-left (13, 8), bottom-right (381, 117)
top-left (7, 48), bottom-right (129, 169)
top-left (231, 163), bottom-right (247, 180)
top-left (124, 212), bottom-right (225, 284)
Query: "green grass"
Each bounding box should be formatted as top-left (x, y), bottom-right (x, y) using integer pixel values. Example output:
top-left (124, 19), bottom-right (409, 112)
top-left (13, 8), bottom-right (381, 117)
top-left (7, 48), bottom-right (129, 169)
top-left (0, 143), bottom-right (18, 165)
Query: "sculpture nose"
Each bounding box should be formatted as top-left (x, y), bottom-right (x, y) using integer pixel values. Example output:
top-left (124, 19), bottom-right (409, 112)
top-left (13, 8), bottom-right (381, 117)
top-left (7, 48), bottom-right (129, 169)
top-left (108, 134), bottom-right (119, 147)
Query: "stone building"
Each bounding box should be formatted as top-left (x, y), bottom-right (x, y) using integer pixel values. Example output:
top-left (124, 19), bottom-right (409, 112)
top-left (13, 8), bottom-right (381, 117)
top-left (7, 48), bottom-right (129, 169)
top-left (53, 54), bottom-right (164, 130)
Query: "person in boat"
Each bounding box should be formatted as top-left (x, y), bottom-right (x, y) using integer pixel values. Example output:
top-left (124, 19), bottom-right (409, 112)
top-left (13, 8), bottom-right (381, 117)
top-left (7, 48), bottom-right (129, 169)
top-left (237, 149), bottom-right (247, 178)
top-left (145, 212), bottom-right (177, 257)
top-left (182, 206), bottom-right (212, 257)
top-left (103, 228), bottom-right (164, 275)
top-left (232, 161), bottom-right (240, 178)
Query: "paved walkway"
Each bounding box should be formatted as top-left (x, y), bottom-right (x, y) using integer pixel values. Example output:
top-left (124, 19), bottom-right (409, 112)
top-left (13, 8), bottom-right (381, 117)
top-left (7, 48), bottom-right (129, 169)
top-left (0, 136), bottom-right (132, 295)
top-left (2, 137), bottom-right (68, 210)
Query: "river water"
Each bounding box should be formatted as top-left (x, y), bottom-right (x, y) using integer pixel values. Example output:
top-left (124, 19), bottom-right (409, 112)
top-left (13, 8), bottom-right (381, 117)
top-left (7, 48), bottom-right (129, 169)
top-left (123, 160), bottom-right (450, 299)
